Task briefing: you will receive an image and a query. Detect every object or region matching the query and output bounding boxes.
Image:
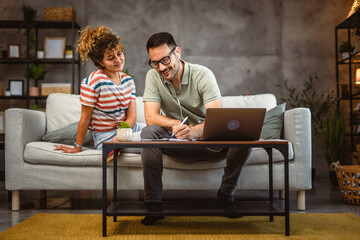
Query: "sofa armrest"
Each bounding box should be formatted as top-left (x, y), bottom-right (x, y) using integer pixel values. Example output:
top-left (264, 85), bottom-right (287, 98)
top-left (283, 107), bottom-right (312, 189)
top-left (5, 108), bottom-right (46, 190)
top-left (5, 108), bottom-right (46, 145)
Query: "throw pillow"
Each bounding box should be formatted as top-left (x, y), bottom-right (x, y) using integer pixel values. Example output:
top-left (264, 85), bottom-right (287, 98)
top-left (260, 103), bottom-right (286, 139)
top-left (42, 121), bottom-right (94, 146)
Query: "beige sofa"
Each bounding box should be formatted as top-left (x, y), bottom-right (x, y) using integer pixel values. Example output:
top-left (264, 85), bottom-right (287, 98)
top-left (5, 93), bottom-right (311, 211)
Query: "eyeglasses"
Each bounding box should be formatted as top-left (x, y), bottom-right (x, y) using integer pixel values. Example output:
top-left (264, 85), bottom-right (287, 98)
top-left (148, 47), bottom-right (177, 68)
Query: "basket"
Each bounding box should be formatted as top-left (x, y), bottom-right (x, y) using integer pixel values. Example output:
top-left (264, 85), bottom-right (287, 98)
top-left (335, 165), bottom-right (360, 205)
top-left (43, 7), bottom-right (77, 21)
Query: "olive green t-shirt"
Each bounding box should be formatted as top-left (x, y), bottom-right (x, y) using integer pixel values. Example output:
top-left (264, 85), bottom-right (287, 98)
top-left (143, 61), bottom-right (221, 125)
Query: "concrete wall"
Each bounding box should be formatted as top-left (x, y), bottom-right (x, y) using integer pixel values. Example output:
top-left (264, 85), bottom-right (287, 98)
top-left (0, 0), bottom-right (355, 177)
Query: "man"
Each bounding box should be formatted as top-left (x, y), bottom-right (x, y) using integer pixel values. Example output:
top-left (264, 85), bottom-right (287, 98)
top-left (141, 32), bottom-right (251, 225)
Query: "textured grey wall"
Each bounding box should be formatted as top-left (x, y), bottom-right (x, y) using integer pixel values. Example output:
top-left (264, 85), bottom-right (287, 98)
top-left (0, 0), bottom-right (353, 96)
top-left (0, 0), bottom-right (355, 177)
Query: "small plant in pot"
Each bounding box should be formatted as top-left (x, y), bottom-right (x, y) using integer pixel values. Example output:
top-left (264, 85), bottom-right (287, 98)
top-left (116, 121), bottom-right (133, 141)
top-left (25, 63), bottom-right (48, 96)
top-left (339, 41), bottom-right (355, 60)
top-left (21, 5), bottom-right (37, 59)
top-left (65, 45), bottom-right (73, 59)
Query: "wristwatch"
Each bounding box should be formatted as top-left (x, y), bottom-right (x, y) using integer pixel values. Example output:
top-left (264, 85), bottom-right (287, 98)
top-left (74, 144), bottom-right (83, 149)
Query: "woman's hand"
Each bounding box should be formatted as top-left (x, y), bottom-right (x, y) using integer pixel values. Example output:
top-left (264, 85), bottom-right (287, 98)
top-left (53, 145), bottom-right (81, 153)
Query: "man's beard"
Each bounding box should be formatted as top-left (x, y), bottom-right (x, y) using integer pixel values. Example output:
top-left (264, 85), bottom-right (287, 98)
top-left (162, 60), bottom-right (179, 81)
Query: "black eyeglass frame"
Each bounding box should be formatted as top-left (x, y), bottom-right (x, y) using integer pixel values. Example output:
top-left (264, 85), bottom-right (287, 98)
top-left (148, 46), bottom-right (177, 68)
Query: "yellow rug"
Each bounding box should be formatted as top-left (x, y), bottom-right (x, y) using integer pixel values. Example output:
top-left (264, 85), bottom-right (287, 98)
top-left (0, 213), bottom-right (359, 240)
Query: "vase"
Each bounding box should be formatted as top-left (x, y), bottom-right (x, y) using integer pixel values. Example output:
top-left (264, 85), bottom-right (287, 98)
top-left (29, 87), bottom-right (39, 96)
top-left (37, 51), bottom-right (44, 59)
top-left (116, 128), bottom-right (133, 142)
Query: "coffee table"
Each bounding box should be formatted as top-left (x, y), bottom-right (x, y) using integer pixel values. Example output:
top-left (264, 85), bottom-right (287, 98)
top-left (102, 140), bottom-right (289, 236)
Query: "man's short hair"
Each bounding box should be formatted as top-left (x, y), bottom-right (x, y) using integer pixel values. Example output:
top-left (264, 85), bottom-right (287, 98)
top-left (146, 32), bottom-right (177, 52)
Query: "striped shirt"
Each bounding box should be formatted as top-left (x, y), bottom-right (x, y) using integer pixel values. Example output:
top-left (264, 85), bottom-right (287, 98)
top-left (80, 69), bottom-right (136, 132)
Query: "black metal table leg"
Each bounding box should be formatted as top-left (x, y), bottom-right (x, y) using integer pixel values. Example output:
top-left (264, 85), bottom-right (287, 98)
top-left (265, 148), bottom-right (274, 222)
top-left (113, 149), bottom-right (119, 223)
top-left (275, 144), bottom-right (290, 236)
top-left (284, 145), bottom-right (290, 236)
top-left (102, 146), bottom-right (109, 237)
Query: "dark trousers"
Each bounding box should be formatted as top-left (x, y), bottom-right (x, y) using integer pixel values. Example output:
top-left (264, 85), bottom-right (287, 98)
top-left (140, 125), bottom-right (252, 202)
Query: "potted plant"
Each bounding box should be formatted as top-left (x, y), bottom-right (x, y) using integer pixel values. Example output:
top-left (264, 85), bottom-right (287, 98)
top-left (5, 87), bottom-right (10, 96)
top-left (65, 45), bottom-right (73, 59)
top-left (276, 73), bottom-right (337, 181)
top-left (276, 74), bottom-right (336, 136)
top-left (37, 48), bottom-right (44, 59)
top-left (21, 5), bottom-right (37, 59)
top-left (324, 108), bottom-right (346, 186)
top-left (339, 41), bottom-right (355, 60)
top-left (25, 63), bottom-right (48, 96)
top-left (116, 121), bottom-right (133, 141)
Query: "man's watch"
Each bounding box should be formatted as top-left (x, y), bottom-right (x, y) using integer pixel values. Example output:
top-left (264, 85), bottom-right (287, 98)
top-left (74, 144), bottom-right (83, 149)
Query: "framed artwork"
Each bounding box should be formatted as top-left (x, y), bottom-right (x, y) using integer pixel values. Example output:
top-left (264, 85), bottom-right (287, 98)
top-left (9, 80), bottom-right (24, 96)
top-left (0, 111), bottom-right (4, 134)
top-left (8, 44), bottom-right (21, 58)
top-left (44, 37), bottom-right (66, 59)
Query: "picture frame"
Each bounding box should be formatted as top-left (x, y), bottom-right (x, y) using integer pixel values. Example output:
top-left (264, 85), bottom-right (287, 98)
top-left (0, 112), bottom-right (4, 134)
top-left (9, 80), bottom-right (24, 96)
top-left (44, 37), bottom-right (66, 59)
top-left (7, 44), bottom-right (21, 58)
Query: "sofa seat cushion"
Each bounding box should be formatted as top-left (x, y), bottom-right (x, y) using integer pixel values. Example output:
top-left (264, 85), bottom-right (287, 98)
top-left (24, 140), bottom-right (293, 169)
top-left (24, 142), bottom-right (141, 166)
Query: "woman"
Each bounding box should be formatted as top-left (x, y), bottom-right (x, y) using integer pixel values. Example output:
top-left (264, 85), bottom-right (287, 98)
top-left (54, 26), bottom-right (141, 154)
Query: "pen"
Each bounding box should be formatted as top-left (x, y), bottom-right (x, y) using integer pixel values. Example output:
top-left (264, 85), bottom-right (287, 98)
top-left (171, 116), bottom-right (188, 137)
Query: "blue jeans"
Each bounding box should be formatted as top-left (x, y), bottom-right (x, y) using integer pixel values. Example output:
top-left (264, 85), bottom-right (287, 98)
top-left (92, 122), bottom-right (146, 150)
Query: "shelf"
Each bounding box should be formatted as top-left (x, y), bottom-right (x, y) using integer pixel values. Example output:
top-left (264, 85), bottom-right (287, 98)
top-left (0, 58), bottom-right (79, 64)
top-left (0, 96), bottom-right (47, 100)
top-left (337, 51), bottom-right (360, 64)
top-left (36, 59), bottom-right (80, 64)
top-left (0, 20), bottom-right (80, 29)
top-left (0, 58), bottom-right (29, 64)
top-left (107, 200), bottom-right (285, 217)
top-left (336, 11), bottom-right (360, 29)
top-left (336, 12), bottom-right (360, 153)
top-left (0, 18), bottom-right (81, 108)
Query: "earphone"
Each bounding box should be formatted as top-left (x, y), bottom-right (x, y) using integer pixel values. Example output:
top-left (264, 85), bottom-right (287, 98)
top-left (176, 97), bottom-right (184, 119)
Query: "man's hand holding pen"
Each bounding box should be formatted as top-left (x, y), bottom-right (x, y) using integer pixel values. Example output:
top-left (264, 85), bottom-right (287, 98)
top-left (171, 117), bottom-right (193, 140)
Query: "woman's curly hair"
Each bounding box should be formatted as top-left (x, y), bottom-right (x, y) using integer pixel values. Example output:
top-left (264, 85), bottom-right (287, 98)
top-left (76, 26), bottom-right (123, 68)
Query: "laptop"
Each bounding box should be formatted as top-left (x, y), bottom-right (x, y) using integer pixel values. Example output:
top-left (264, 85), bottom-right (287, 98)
top-left (202, 108), bottom-right (266, 141)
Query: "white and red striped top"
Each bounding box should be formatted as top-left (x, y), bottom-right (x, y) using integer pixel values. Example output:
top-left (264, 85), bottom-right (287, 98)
top-left (80, 69), bottom-right (136, 132)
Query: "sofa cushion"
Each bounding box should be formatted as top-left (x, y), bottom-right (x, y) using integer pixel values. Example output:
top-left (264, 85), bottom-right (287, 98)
top-left (24, 141), bottom-right (140, 166)
top-left (42, 121), bottom-right (94, 146)
top-left (222, 94), bottom-right (277, 110)
top-left (24, 140), bottom-right (293, 168)
top-left (46, 93), bottom-right (82, 133)
top-left (260, 103), bottom-right (286, 139)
